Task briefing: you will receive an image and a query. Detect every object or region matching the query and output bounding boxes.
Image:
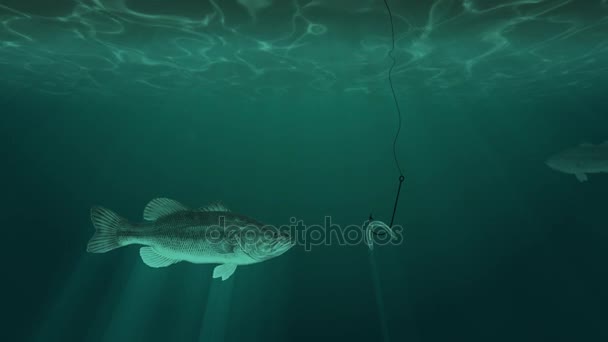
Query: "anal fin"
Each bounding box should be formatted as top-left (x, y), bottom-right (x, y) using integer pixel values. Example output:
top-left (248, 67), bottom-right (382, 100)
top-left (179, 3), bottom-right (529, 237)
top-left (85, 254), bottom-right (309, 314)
top-left (212, 264), bottom-right (237, 281)
top-left (140, 247), bottom-right (180, 268)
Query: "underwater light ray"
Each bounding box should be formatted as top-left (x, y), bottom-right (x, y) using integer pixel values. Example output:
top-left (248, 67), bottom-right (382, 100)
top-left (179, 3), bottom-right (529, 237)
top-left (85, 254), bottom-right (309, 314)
top-left (198, 275), bottom-right (236, 342)
top-left (369, 252), bottom-right (391, 342)
top-left (32, 256), bottom-right (100, 342)
top-left (97, 262), bottom-right (170, 342)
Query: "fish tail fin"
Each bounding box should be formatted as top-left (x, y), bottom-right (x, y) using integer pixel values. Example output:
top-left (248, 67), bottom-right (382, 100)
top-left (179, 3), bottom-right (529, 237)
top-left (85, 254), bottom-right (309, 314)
top-left (87, 206), bottom-right (131, 253)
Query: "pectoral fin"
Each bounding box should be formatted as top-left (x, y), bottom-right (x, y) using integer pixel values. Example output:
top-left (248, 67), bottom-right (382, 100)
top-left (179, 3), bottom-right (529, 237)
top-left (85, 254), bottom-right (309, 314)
top-left (575, 173), bottom-right (588, 182)
top-left (140, 247), bottom-right (180, 268)
top-left (213, 264), bottom-right (237, 281)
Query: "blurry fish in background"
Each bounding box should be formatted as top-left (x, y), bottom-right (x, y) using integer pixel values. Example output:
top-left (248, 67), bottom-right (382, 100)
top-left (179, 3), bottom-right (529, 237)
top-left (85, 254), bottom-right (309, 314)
top-left (546, 142), bottom-right (608, 182)
top-left (87, 198), bottom-right (293, 280)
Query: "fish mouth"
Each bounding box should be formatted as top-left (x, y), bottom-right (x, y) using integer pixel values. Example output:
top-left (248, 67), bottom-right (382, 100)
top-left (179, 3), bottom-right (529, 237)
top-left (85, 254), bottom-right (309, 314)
top-left (239, 235), bottom-right (294, 261)
top-left (545, 158), bottom-right (559, 170)
top-left (271, 238), bottom-right (294, 256)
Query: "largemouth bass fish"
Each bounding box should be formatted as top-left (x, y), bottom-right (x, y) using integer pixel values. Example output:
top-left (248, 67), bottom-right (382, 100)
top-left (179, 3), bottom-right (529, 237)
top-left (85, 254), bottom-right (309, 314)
top-left (546, 141), bottom-right (608, 182)
top-left (87, 198), bottom-right (293, 280)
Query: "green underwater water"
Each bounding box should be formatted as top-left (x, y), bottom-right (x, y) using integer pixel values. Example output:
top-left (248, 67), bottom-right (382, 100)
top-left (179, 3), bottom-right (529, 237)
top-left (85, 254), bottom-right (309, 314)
top-left (2, 1), bottom-right (608, 341)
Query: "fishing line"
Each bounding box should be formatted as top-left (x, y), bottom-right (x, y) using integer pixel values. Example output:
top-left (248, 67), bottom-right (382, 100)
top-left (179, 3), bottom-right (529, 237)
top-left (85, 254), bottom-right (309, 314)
top-left (367, 0), bottom-right (405, 241)
top-left (383, 0), bottom-right (404, 180)
top-left (366, 7), bottom-right (403, 342)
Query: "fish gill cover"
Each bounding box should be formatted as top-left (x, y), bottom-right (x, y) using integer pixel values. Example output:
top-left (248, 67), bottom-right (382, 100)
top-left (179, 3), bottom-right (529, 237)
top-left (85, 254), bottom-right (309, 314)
top-left (0, 0), bottom-right (606, 99)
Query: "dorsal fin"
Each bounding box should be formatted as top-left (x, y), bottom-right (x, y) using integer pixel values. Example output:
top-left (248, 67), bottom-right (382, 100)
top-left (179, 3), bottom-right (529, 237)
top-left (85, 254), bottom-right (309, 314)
top-left (143, 198), bottom-right (189, 221)
top-left (198, 202), bottom-right (230, 212)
